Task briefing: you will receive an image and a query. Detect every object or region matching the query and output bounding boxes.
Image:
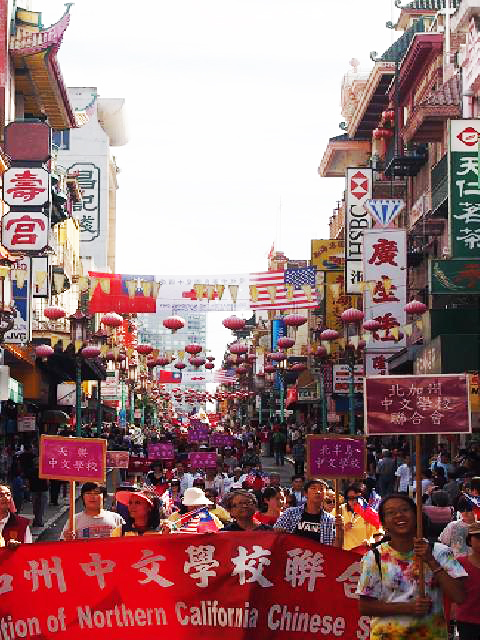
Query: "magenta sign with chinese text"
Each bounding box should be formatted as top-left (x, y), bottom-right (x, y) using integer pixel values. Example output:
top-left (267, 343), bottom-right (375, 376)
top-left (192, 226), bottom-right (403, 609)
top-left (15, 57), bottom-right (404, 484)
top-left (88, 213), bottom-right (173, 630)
top-left (364, 374), bottom-right (471, 435)
top-left (306, 435), bottom-right (366, 478)
top-left (106, 451), bottom-right (130, 469)
top-left (188, 452), bottom-right (217, 469)
top-left (39, 435), bottom-right (107, 483)
top-left (209, 433), bottom-right (235, 448)
top-left (148, 443), bottom-right (174, 460)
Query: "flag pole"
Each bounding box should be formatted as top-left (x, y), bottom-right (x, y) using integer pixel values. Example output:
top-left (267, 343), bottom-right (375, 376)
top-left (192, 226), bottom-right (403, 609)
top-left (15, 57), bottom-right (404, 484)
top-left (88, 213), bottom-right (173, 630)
top-left (415, 435), bottom-right (425, 596)
top-left (69, 480), bottom-right (76, 536)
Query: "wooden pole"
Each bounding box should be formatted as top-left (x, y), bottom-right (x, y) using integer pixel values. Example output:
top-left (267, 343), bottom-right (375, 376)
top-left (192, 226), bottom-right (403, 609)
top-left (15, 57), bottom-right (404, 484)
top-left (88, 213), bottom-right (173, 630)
top-left (69, 480), bottom-right (76, 536)
top-left (415, 435), bottom-right (425, 597)
top-left (334, 478), bottom-right (340, 514)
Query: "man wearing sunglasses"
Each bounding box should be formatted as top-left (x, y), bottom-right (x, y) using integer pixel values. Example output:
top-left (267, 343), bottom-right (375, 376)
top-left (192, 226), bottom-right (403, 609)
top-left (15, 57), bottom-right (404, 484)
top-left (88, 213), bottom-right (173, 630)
top-left (274, 478), bottom-right (343, 547)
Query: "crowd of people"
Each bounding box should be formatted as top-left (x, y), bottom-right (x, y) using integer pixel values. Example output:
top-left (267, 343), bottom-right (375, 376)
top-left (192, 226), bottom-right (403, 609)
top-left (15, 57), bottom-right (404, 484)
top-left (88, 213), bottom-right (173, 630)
top-left (0, 423), bottom-right (480, 639)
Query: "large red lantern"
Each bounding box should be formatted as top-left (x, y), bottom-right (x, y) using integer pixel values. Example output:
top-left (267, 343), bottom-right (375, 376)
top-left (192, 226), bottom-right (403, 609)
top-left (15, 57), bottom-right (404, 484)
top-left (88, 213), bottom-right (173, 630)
top-left (320, 329), bottom-right (339, 341)
top-left (229, 342), bottom-right (248, 355)
top-left (81, 345), bottom-right (101, 359)
top-left (207, 356), bottom-right (215, 362)
top-left (205, 362), bottom-right (214, 370)
top-left (106, 350), bottom-right (126, 362)
top-left (264, 364), bottom-right (276, 374)
top-left (277, 337), bottom-right (295, 349)
top-left (222, 316), bottom-right (246, 331)
top-left (341, 308), bottom-right (364, 324)
top-left (284, 314), bottom-right (307, 327)
top-left (189, 357), bottom-right (206, 367)
top-left (137, 344), bottom-right (153, 356)
top-left (174, 361), bottom-right (186, 370)
top-left (35, 344), bottom-right (54, 359)
top-left (256, 371), bottom-right (265, 378)
top-left (404, 300), bottom-right (427, 315)
top-left (185, 343), bottom-right (202, 356)
top-left (146, 358), bottom-right (157, 368)
top-left (363, 319), bottom-right (381, 331)
top-left (163, 316), bottom-right (185, 333)
top-left (101, 312), bottom-right (123, 328)
top-left (269, 352), bottom-right (286, 362)
top-left (236, 365), bottom-right (248, 374)
top-left (156, 356), bottom-right (170, 366)
top-left (315, 345), bottom-right (328, 358)
top-left (44, 305), bottom-right (66, 321)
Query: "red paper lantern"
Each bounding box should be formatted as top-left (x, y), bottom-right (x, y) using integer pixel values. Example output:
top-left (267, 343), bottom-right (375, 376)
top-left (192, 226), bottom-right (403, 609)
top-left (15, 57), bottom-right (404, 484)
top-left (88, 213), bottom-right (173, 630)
top-left (316, 345), bottom-right (328, 358)
top-left (229, 342), bottom-right (248, 355)
top-left (363, 319), bottom-right (381, 331)
top-left (81, 345), bottom-right (101, 359)
top-left (269, 352), bottom-right (286, 362)
top-left (277, 337), bottom-right (295, 349)
top-left (156, 356), bottom-right (170, 366)
top-left (256, 371), bottom-right (265, 378)
top-left (264, 364), bottom-right (276, 374)
top-left (189, 357), bottom-right (206, 367)
top-left (341, 308), bottom-right (364, 324)
top-left (284, 314), bottom-right (307, 327)
top-left (44, 305), bottom-right (66, 321)
top-left (174, 362), bottom-right (186, 370)
top-left (106, 350), bottom-right (125, 362)
top-left (101, 312), bottom-right (123, 328)
top-left (137, 344), bottom-right (153, 356)
top-left (205, 362), bottom-right (214, 370)
top-left (35, 344), bottom-right (54, 359)
top-left (372, 128), bottom-right (383, 140)
top-left (222, 316), bottom-right (246, 331)
top-left (236, 365), bottom-right (248, 374)
top-left (320, 329), bottom-right (339, 341)
top-left (163, 316), bottom-right (185, 333)
top-left (404, 300), bottom-right (427, 315)
top-left (207, 356), bottom-right (215, 362)
top-left (185, 343), bottom-right (202, 356)
top-left (146, 358), bottom-right (157, 368)
top-left (247, 354), bottom-right (256, 363)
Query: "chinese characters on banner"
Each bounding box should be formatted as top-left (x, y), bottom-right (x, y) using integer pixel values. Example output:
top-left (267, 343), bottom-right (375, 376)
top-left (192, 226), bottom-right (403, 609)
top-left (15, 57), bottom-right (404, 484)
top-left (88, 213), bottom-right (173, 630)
top-left (449, 120), bottom-right (480, 257)
top-left (39, 435), bottom-right (107, 483)
top-left (307, 435), bottom-right (366, 478)
top-left (364, 374), bottom-right (471, 435)
top-left (147, 443), bottom-right (174, 460)
top-left (106, 451), bottom-right (130, 469)
top-left (70, 162), bottom-right (101, 242)
top-left (188, 452), bottom-right (217, 469)
top-left (345, 167), bottom-right (372, 294)
top-left (0, 532), bottom-right (367, 640)
top-left (311, 239), bottom-right (344, 270)
top-left (333, 364), bottom-right (364, 393)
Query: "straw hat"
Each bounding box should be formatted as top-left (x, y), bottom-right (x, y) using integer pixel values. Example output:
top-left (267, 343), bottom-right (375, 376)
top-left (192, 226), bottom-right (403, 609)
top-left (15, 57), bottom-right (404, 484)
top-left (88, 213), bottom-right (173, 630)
top-left (182, 487), bottom-right (212, 506)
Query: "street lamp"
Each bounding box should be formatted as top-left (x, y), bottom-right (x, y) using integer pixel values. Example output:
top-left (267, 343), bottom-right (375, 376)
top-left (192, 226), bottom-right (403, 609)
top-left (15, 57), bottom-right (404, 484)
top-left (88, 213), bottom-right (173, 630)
top-left (340, 308), bottom-right (364, 435)
top-left (92, 329), bottom-right (109, 435)
top-left (69, 310), bottom-right (90, 436)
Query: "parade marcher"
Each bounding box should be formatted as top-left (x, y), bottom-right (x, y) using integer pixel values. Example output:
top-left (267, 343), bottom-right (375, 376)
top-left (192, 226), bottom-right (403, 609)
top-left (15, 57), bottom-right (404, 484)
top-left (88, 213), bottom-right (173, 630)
top-left (61, 482), bottom-right (124, 540)
top-left (356, 493), bottom-right (466, 640)
top-left (376, 449), bottom-right (396, 497)
top-left (292, 438), bottom-right (305, 476)
top-left (394, 453), bottom-right (412, 494)
top-left (173, 461), bottom-right (194, 495)
top-left (0, 484), bottom-right (31, 544)
top-left (204, 488), bottom-right (231, 524)
top-left (439, 495), bottom-right (477, 558)
top-left (113, 490), bottom-right (165, 536)
top-left (274, 478), bottom-right (344, 547)
top-left (423, 490), bottom-right (454, 541)
top-left (456, 522), bottom-right (480, 640)
top-left (145, 462), bottom-right (168, 488)
top-left (290, 475), bottom-right (307, 507)
top-left (322, 489), bottom-right (337, 514)
top-left (222, 490), bottom-right (271, 531)
top-left (254, 486), bottom-right (285, 526)
top-left (168, 487), bottom-right (222, 532)
top-left (340, 483), bottom-right (381, 551)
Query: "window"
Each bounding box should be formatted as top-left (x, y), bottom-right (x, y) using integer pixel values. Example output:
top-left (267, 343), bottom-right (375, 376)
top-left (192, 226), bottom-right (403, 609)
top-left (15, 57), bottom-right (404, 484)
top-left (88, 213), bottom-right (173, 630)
top-left (52, 129), bottom-right (70, 150)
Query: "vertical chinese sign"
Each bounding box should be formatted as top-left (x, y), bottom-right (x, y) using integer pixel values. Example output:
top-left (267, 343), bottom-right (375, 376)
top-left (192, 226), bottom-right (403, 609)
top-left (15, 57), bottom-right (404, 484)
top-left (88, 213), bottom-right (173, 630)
top-left (363, 229), bottom-right (406, 375)
top-left (325, 271), bottom-right (357, 356)
top-left (345, 167), bottom-right (372, 294)
top-left (364, 374), bottom-right (471, 435)
top-left (449, 120), bottom-right (480, 257)
top-left (70, 162), bottom-right (101, 243)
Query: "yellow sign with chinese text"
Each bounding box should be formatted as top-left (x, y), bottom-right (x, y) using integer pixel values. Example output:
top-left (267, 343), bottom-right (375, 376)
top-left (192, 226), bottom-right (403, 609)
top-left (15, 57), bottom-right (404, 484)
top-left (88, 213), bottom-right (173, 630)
top-left (325, 271), bottom-right (359, 354)
top-left (311, 240), bottom-right (344, 270)
top-left (469, 373), bottom-right (480, 411)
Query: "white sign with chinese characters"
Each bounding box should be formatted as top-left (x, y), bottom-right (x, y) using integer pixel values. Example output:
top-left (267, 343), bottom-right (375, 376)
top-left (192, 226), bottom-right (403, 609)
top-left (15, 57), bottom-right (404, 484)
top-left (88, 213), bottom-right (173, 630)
top-left (345, 167), bottom-right (372, 294)
top-left (333, 364), bottom-right (364, 393)
top-left (1, 210), bottom-right (49, 253)
top-left (363, 229), bottom-right (407, 351)
top-left (2, 167), bottom-right (50, 206)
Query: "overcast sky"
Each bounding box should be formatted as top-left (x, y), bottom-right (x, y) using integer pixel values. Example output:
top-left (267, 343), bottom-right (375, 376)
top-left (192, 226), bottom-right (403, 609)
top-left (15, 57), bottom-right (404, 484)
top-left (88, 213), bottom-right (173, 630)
top-left (34, 0), bottom-right (399, 360)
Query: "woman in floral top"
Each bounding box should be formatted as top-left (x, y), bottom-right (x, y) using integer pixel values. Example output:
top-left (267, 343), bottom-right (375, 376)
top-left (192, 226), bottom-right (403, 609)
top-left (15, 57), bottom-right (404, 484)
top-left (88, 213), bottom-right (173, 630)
top-left (356, 493), bottom-right (467, 640)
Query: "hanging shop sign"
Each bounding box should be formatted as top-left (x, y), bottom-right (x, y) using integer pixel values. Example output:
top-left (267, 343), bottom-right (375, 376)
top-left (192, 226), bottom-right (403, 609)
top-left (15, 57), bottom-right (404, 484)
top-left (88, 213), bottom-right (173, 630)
top-left (364, 374), bottom-right (471, 435)
top-left (311, 239), bottom-right (344, 270)
top-left (363, 229), bottom-right (407, 351)
top-left (31, 256), bottom-right (50, 298)
top-left (306, 435), bottom-right (366, 478)
top-left (1, 210), bottom-right (49, 253)
top-left (430, 258), bottom-right (480, 293)
top-left (364, 199), bottom-right (405, 227)
top-left (333, 365), bottom-right (364, 393)
top-left (345, 167), bottom-right (372, 294)
top-left (39, 434), bottom-right (107, 483)
top-left (106, 451), bottom-right (130, 469)
top-left (4, 256), bottom-right (31, 345)
top-left (2, 167), bottom-right (50, 207)
top-left (17, 414), bottom-right (36, 433)
top-left (449, 120), bottom-right (480, 257)
top-left (365, 351), bottom-right (395, 376)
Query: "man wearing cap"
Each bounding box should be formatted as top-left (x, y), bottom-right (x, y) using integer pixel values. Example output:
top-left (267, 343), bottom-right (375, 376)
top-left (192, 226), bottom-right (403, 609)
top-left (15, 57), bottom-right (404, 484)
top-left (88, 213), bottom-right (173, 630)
top-left (0, 484), bottom-right (31, 544)
top-left (60, 482), bottom-right (124, 540)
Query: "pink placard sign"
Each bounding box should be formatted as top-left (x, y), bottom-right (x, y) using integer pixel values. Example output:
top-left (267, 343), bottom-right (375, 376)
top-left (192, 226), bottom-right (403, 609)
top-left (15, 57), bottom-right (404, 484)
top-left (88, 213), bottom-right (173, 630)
top-left (187, 431), bottom-right (201, 444)
top-left (148, 443), bottom-right (174, 460)
top-left (39, 435), bottom-right (106, 483)
top-left (106, 451), bottom-right (130, 469)
top-left (210, 433), bottom-right (234, 448)
top-left (306, 435), bottom-right (366, 479)
top-left (364, 374), bottom-right (471, 435)
top-left (188, 452), bottom-right (217, 470)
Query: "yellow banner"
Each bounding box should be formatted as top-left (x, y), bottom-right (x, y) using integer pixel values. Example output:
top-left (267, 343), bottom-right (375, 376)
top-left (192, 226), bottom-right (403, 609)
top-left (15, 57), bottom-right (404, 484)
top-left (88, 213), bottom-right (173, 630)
top-left (325, 271), bottom-right (359, 354)
top-left (311, 240), bottom-right (344, 270)
top-left (470, 373), bottom-right (480, 412)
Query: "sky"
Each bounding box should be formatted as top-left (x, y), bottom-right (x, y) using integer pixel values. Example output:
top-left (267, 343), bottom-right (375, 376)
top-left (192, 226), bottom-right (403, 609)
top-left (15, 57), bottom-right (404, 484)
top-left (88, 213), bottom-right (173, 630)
top-left (34, 0), bottom-right (399, 361)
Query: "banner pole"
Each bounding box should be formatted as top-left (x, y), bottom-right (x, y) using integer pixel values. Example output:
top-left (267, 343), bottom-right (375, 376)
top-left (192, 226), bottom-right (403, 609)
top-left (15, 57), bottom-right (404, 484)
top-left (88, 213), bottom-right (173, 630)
top-left (334, 478), bottom-right (340, 514)
top-left (415, 435), bottom-right (425, 597)
top-left (69, 480), bottom-right (76, 536)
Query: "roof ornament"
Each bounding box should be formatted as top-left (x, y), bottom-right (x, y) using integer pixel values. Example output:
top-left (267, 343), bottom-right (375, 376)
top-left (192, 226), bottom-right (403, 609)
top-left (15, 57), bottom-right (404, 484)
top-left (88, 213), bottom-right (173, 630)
top-left (370, 51), bottom-right (381, 62)
top-left (349, 58), bottom-right (360, 73)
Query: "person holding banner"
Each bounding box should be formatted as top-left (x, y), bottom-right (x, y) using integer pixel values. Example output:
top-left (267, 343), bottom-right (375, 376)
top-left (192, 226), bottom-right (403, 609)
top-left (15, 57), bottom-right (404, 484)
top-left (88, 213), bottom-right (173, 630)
top-left (60, 482), bottom-right (124, 540)
top-left (113, 490), bottom-right (165, 536)
top-left (357, 494), bottom-right (467, 640)
top-left (222, 490), bottom-right (271, 531)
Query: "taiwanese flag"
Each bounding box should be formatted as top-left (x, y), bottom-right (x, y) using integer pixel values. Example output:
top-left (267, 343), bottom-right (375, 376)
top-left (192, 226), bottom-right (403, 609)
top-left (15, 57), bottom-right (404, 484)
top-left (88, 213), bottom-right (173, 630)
top-left (158, 371), bottom-right (182, 384)
top-left (176, 508), bottom-right (220, 533)
top-left (353, 497), bottom-right (381, 529)
top-left (88, 272), bottom-right (157, 313)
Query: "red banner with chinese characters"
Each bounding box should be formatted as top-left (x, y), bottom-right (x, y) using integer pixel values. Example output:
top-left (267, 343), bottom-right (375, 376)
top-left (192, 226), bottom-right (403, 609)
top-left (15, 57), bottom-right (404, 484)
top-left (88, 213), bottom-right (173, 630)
top-left (0, 533), bottom-right (368, 640)
top-left (364, 374), bottom-right (471, 435)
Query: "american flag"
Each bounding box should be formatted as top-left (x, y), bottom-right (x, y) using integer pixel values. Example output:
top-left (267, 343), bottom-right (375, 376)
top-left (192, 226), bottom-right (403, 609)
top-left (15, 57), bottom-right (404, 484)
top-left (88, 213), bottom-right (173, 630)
top-left (214, 368), bottom-right (236, 384)
top-left (464, 492), bottom-right (480, 508)
top-left (249, 268), bottom-right (319, 310)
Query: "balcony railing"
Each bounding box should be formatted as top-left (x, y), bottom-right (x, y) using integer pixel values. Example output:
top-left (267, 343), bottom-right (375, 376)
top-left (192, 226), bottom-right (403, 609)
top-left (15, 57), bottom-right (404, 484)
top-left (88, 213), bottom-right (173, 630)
top-left (384, 138), bottom-right (428, 178)
top-left (431, 154), bottom-right (448, 214)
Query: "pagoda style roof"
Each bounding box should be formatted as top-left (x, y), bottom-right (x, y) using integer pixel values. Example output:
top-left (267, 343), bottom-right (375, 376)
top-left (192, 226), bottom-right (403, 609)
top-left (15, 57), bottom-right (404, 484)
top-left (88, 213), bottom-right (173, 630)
top-left (395, 0), bottom-right (461, 30)
top-left (318, 134), bottom-right (371, 178)
top-left (9, 4), bottom-right (77, 130)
